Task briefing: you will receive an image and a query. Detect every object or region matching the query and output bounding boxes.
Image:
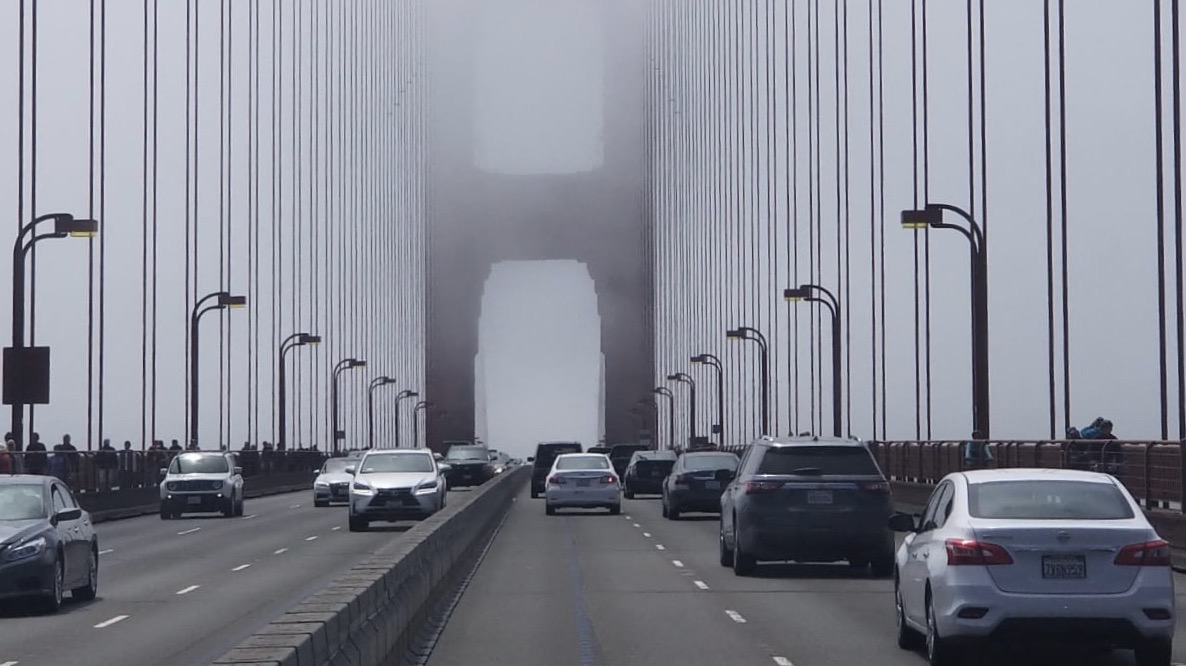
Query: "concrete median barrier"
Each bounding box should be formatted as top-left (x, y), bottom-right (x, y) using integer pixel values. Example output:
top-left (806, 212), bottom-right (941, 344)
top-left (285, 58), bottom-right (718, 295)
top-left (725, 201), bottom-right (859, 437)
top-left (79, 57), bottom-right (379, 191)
top-left (214, 466), bottom-right (529, 666)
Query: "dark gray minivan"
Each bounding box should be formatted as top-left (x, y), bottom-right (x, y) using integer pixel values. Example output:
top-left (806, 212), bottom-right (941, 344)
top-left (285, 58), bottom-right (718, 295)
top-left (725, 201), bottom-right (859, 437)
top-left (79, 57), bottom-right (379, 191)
top-left (719, 437), bottom-right (895, 577)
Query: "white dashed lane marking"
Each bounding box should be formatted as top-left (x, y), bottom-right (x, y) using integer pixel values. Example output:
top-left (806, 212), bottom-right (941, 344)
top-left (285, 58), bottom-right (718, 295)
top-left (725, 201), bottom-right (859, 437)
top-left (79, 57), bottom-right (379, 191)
top-left (671, 560), bottom-right (684, 567)
top-left (773, 658), bottom-right (795, 666)
top-left (693, 580), bottom-right (709, 590)
top-left (241, 514), bottom-right (257, 520)
top-left (290, 504), bottom-right (301, 509)
top-left (655, 544), bottom-right (666, 551)
top-left (624, 515), bottom-right (632, 520)
top-left (98, 549), bottom-right (114, 555)
top-left (305, 536), bottom-right (318, 541)
top-left (725, 610), bottom-right (746, 623)
top-left (274, 548), bottom-right (289, 555)
top-left (94, 615), bottom-right (129, 629)
top-left (232, 564), bottom-right (251, 572)
top-left (177, 527), bottom-right (201, 536)
top-left (331, 526), bottom-right (341, 531)
top-left (1, 660), bottom-right (20, 666)
top-left (176, 585), bottom-right (200, 595)
top-left (632, 523), bottom-right (641, 528)
top-left (642, 532), bottom-right (652, 537)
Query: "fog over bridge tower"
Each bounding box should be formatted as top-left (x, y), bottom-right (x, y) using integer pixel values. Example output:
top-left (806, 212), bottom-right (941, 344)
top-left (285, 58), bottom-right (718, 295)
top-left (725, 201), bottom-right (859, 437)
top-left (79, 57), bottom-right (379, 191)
top-left (425, 0), bottom-right (653, 450)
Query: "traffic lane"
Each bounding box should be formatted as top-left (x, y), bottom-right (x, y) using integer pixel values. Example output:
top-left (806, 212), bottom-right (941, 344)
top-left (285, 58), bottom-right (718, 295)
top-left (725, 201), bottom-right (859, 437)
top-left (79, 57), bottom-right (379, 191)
top-left (428, 488), bottom-right (786, 666)
top-left (0, 489), bottom-right (452, 666)
top-left (623, 497), bottom-right (1186, 666)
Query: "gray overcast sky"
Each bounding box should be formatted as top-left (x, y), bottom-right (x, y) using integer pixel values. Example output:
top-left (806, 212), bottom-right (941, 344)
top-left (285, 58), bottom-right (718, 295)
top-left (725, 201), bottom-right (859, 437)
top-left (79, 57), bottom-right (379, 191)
top-left (0, 0), bottom-right (1179, 451)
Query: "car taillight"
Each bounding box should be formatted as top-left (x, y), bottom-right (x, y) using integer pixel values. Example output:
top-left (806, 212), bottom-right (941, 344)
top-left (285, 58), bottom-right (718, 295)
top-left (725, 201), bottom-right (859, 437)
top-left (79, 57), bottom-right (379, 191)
top-left (858, 481), bottom-right (890, 494)
top-left (945, 539), bottom-right (1014, 565)
top-left (674, 473), bottom-right (692, 485)
top-left (1115, 540), bottom-right (1171, 566)
top-left (604, 475), bottom-right (618, 485)
top-left (745, 480), bottom-right (784, 494)
top-left (548, 475), bottom-right (567, 485)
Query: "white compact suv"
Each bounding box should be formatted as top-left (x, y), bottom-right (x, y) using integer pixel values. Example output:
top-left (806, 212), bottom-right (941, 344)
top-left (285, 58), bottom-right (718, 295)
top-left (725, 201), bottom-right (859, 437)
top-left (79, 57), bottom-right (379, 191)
top-left (159, 451), bottom-right (245, 519)
top-left (347, 449), bottom-right (448, 531)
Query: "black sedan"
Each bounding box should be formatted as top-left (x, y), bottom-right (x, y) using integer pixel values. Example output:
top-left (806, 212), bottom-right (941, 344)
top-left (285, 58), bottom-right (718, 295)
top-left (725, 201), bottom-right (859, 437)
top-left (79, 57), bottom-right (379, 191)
top-left (623, 450), bottom-right (677, 498)
top-left (0, 475), bottom-right (99, 612)
top-left (661, 451), bottom-right (739, 519)
top-left (443, 444), bottom-right (496, 488)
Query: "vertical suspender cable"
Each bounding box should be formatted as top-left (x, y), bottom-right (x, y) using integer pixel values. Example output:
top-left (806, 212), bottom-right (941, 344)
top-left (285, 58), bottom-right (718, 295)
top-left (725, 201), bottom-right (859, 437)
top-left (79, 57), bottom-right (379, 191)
top-left (87, 0), bottom-right (97, 449)
top-left (922, 0), bottom-right (932, 439)
top-left (1058, 0), bottom-right (1073, 432)
top-left (877, 0), bottom-right (886, 439)
top-left (151, 0), bottom-right (160, 446)
top-left (788, 0), bottom-right (799, 436)
top-left (910, 0), bottom-right (921, 440)
top-left (140, 0), bottom-right (149, 449)
top-left (1043, 0), bottom-right (1057, 438)
top-left (1171, 0), bottom-right (1186, 438)
top-left (1155, 0), bottom-right (1170, 440)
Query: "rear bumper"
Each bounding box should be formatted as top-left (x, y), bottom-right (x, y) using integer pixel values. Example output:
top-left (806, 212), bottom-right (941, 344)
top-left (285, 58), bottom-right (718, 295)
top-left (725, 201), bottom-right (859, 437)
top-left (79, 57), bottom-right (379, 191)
top-left (738, 521), bottom-right (894, 562)
top-left (626, 478), bottom-right (665, 494)
top-left (546, 486), bottom-right (620, 508)
top-left (669, 488), bottom-right (723, 512)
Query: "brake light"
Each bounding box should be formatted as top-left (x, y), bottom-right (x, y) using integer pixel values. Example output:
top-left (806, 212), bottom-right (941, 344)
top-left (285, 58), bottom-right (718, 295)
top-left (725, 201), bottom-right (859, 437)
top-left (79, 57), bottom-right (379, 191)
top-left (745, 480), bottom-right (784, 494)
top-left (674, 473), bottom-right (692, 486)
top-left (945, 539), bottom-right (1014, 565)
top-left (548, 475), bottom-right (567, 485)
top-left (604, 475), bottom-right (618, 485)
top-left (1115, 540), bottom-right (1171, 566)
top-left (858, 481), bottom-right (890, 494)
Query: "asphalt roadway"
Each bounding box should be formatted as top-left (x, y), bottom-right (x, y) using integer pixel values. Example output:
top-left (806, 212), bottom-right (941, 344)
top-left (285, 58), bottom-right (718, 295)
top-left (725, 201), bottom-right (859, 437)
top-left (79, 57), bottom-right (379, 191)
top-left (428, 488), bottom-right (1186, 666)
top-left (0, 489), bottom-right (470, 666)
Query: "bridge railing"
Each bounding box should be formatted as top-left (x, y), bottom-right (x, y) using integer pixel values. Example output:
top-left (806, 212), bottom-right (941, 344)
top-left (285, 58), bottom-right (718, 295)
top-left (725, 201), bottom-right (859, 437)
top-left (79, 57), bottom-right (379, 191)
top-left (870, 440), bottom-right (1184, 513)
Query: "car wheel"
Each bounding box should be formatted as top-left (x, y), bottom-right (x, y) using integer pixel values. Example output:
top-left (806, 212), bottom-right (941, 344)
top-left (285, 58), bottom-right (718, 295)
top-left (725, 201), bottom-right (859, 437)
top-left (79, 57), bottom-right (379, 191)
top-left (668, 503), bottom-right (681, 520)
top-left (159, 503), bottom-right (171, 520)
top-left (73, 547), bottom-right (99, 601)
top-left (314, 499), bottom-right (329, 508)
top-left (1135, 639), bottom-right (1173, 666)
top-left (661, 499), bottom-right (669, 518)
top-left (609, 503), bottom-right (621, 515)
top-left (221, 499), bottom-right (235, 518)
top-left (545, 504), bottom-right (556, 516)
top-left (43, 556), bottom-right (64, 613)
top-left (530, 488), bottom-right (540, 499)
top-left (624, 488), bottom-right (635, 500)
top-left (871, 554), bottom-right (895, 578)
top-left (234, 497), bottom-right (245, 517)
top-left (926, 592), bottom-right (957, 666)
top-left (732, 525), bottom-right (756, 576)
top-left (348, 516), bottom-right (368, 532)
top-left (895, 579), bottom-right (923, 650)
top-left (718, 530), bottom-right (734, 567)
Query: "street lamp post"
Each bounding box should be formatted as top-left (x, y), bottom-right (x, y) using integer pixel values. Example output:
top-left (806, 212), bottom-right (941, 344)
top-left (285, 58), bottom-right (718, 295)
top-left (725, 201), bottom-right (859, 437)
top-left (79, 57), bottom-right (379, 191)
top-left (412, 400), bottom-right (433, 448)
top-left (277, 332), bottom-right (320, 451)
top-left (784, 285), bottom-right (842, 437)
top-left (902, 203), bottom-right (990, 439)
top-left (367, 376), bottom-right (396, 450)
top-left (666, 372), bottom-right (697, 445)
top-left (189, 291), bottom-right (247, 448)
top-left (330, 358), bottom-right (367, 455)
top-left (7, 213), bottom-right (99, 449)
top-left (393, 389), bottom-right (419, 448)
top-left (652, 386), bottom-right (676, 450)
top-left (726, 327), bottom-right (770, 437)
top-left (691, 354), bottom-right (725, 445)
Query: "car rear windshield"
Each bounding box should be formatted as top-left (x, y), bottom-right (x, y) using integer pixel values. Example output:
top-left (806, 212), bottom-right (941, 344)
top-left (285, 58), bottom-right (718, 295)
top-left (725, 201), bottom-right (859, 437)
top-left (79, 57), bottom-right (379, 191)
top-left (536, 444), bottom-right (581, 465)
top-left (446, 446), bottom-right (489, 461)
top-left (684, 454), bottom-right (739, 472)
top-left (968, 480), bottom-right (1135, 520)
top-left (555, 456), bottom-right (610, 470)
top-left (361, 454), bottom-right (434, 474)
top-left (170, 455), bottom-right (229, 474)
top-left (756, 446), bottom-right (880, 476)
top-left (636, 460), bottom-right (674, 474)
top-left (0, 485), bottom-right (45, 520)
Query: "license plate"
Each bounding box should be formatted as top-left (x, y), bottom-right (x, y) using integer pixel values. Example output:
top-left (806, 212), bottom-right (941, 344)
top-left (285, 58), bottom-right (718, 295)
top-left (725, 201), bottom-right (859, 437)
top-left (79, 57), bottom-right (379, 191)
top-left (1042, 554), bottom-right (1086, 579)
top-left (577, 479), bottom-right (590, 487)
top-left (705, 480), bottom-right (721, 490)
top-left (651, 470), bottom-right (663, 478)
top-left (806, 490), bottom-right (833, 505)
top-left (187, 496), bottom-right (202, 505)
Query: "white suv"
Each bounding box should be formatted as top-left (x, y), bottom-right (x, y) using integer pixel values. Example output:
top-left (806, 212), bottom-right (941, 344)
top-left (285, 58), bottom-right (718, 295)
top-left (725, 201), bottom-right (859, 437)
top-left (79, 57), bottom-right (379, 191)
top-left (159, 451), bottom-right (245, 519)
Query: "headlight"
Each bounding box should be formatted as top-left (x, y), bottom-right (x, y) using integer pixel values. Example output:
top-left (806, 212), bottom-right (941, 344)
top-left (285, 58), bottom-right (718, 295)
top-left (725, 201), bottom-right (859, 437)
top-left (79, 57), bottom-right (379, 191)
top-left (352, 482), bottom-right (375, 495)
top-left (2, 535), bottom-right (47, 563)
top-left (212, 480), bottom-right (224, 490)
top-left (415, 480), bottom-right (439, 495)
top-left (314, 480), bottom-right (329, 488)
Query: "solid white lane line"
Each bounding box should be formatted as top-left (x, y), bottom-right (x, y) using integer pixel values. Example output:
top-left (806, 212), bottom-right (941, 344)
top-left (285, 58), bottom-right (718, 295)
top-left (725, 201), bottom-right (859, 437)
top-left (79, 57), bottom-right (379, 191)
top-left (642, 532), bottom-right (652, 537)
top-left (305, 536), bottom-right (318, 541)
top-left (672, 560), bottom-right (684, 567)
top-left (94, 615), bottom-right (129, 629)
top-left (241, 514), bottom-right (257, 520)
top-left (693, 580), bottom-right (709, 590)
top-left (232, 564), bottom-right (251, 572)
top-left (331, 526), bottom-right (341, 531)
top-left (274, 548), bottom-right (289, 555)
top-left (177, 527), bottom-right (201, 536)
top-left (725, 610), bottom-right (747, 624)
top-left (773, 658), bottom-right (795, 666)
top-left (175, 585), bottom-right (200, 595)
top-left (655, 544), bottom-right (666, 551)
top-left (98, 549), bottom-right (114, 555)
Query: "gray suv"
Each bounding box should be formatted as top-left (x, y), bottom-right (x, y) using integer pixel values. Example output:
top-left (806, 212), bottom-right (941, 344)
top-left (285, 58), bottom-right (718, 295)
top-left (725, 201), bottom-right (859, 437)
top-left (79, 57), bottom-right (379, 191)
top-left (719, 437), bottom-right (895, 577)
top-left (159, 452), bottom-right (245, 519)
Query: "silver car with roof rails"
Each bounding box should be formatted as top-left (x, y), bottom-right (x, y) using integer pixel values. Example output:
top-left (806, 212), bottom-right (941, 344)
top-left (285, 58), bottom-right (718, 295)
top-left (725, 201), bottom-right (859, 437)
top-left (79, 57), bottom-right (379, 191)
top-left (159, 451), bottom-right (244, 519)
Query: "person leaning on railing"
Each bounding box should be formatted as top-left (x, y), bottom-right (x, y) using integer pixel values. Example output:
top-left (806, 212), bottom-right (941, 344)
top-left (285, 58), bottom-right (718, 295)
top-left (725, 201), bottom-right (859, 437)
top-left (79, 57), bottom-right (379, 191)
top-left (963, 432), bottom-right (994, 470)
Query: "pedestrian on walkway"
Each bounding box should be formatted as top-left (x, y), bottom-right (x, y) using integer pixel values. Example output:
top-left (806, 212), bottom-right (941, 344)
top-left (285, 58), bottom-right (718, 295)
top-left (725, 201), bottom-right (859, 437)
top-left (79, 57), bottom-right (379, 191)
top-left (25, 432), bottom-right (46, 475)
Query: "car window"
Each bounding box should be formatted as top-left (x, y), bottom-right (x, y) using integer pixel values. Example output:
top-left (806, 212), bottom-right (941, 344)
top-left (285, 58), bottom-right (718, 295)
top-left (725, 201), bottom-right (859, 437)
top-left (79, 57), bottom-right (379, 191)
top-left (923, 483), bottom-right (954, 531)
top-left (683, 454), bottom-right (739, 472)
top-left (0, 484), bottom-right (45, 520)
top-left (51, 487), bottom-right (68, 513)
top-left (737, 445), bottom-right (760, 475)
top-left (555, 455), bottom-right (610, 470)
top-left (919, 483), bottom-right (947, 531)
top-left (56, 484), bottom-right (79, 509)
top-left (446, 446), bottom-right (489, 461)
top-left (756, 446), bottom-right (880, 476)
top-left (968, 480), bottom-right (1135, 520)
top-left (535, 444), bottom-right (582, 467)
top-left (360, 454), bottom-right (435, 474)
top-left (169, 454), bottom-right (230, 474)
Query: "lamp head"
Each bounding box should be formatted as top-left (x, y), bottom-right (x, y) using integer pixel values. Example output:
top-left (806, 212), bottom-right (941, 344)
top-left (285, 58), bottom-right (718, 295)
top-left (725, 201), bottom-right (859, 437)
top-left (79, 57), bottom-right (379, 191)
top-left (665, 373), bottom-right (679, 381)
top-left (54, 215), bottom-right (99, 238)
top-left (350, 359), bottom-right (367, 369)
top-left (900, 207), bottom-right (940, 230)
top-left (301, 334), bottom-right (322, 345)
top-left (690, 355), bottom-right (705, 363)
top-left (218, 293), bottom-right (247, 308)
top-left (726, 329), bottom-right (743, 339)
top-left (783, 287), bottom-right (808, 302)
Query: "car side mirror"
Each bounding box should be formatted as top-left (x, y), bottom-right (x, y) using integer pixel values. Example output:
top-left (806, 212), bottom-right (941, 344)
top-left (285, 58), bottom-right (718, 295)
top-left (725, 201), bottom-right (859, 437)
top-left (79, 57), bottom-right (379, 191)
top-left (888, 512), bottom-right (917, 533)
top-left (159, 467), bottom-right (168, 478)
top-left (53, 507), bottom-right (83, 524)
top-left (526, 456), bottom-right (535, 463)
top-left (439, 463), bottom-right (452, 473)
top-left (345, 466), bottom-right (356, 475)
top-left (234, 466), bottom-right (243, 475)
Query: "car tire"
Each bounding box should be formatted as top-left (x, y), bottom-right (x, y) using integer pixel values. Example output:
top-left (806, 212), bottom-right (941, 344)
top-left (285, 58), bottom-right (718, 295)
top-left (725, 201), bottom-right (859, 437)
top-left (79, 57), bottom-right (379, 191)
top-left (72, 547), bottom-right (99, 602)
top-left (43, 556), bottom-right (64, 614)
top-left (661, 500), bottom-right (669, 518)
top-left (545, 504), bottom-right (556, 516)
top-left (718, 531), bottom-right (734, 567)
top-left (926, 592), bottom-right (957, 666)
top-left (609, 503), bottom-right (621, 515)
top-left (314, 499), bottom-right (329, 508)
top-left (1135, 639), bottom-right (1173, 666)
top-left (871, 554), bottom-right (895, 578)
top-left (222, 499), bottom-right (235, 518)
top-left (234, 497), bottom-right (245, 517)
top-left (895, 580), bottom-right (923, 650)
top-left (530, 488), bottom-right (540, 499)
top-left (624, 488), bottom-right (635, 500)
top-left (668, 503), bottom-right (681, 520)
top-left (159, 503), bottom-right (171, 520)
top-left (348, 516), bottom-right (368, 532)
top-left (732, 526), bottom-right (756, 576)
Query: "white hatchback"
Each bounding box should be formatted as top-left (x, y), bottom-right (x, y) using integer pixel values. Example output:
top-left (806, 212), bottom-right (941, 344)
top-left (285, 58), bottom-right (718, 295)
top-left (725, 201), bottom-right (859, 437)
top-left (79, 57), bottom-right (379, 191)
top-left (890, 468), bottom-right (1174, 666)
top-left (544, 453), bottom-right (621, 515)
